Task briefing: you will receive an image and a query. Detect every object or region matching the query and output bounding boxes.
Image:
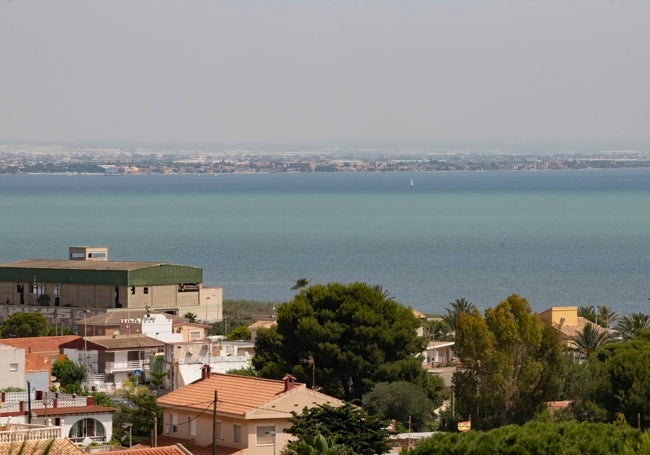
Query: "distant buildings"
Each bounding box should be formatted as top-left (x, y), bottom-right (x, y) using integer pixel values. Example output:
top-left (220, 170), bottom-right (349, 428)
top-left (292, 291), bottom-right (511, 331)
top-left (0, 246), bottom-right (223, 329)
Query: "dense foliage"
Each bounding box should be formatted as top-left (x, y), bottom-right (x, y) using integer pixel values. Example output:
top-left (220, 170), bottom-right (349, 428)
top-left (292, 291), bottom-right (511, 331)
top-left (113, 376), bottom-right (163, 446)
top-left (51, 358), bottom-right (87, 395)
top-left (253, 282), bottom-right (428, 401)
top-left (284, 403), bottom-right (391, 455)
top-left (570, 330), bottom-right (650, 427)
top-left (362, 381), bottom-right (437, 431)
top-left (408, 421), bottom-right (648, 455)
top-left (1, 312), bottom-right (49, 337)
top-left (452, 294), bottom-right (566, 429)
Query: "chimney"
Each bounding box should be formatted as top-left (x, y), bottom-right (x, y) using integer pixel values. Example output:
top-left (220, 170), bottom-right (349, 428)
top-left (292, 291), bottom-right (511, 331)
top-left (201, 364), bottom-right (212, 380)
top-left (283, 374), bottom-right (296, 392)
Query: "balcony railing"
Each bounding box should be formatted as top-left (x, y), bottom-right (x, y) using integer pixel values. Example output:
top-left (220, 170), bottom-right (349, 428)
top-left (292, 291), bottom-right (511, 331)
top-left (105, 360), bottom-right (145, 373)
top-left (0, 424), bottom-right (62, 443)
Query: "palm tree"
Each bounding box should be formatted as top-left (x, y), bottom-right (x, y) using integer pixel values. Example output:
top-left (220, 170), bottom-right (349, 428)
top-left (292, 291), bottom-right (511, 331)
top-left (615, 312), bottom-right (650, 340)
top-left (183, 312), bottom-right (198, 323)
top-left (571, 323), bottom-right (610, 358)
top-left (443, 297), bottom-right (476, 333)
top-left (291, 278), bottom-right (309, 291)
top-left (285, 433), bottom-right (352, 455)
top-left (578, 306), bottom-right (596, 323)
top-left (597, 305), bottom-right (618, 328)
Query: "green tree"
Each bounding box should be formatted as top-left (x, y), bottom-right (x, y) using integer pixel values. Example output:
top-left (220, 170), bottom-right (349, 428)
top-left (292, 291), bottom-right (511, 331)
top-left (149, 371), bottom-right (167, 396)
top-left (284, 403), bottom-right (391, 455)
top-left (615, 313), bottom-right (650, 340)
top-left (453, 294), bottom-right (565, 429)
top-left (183, 312), bottom-right (198, 323)
top-left (587, 331), bottom-right (650, 426)
top-left (114, 375), bottom-right (162, 445)
top-left (443, 297), bottom-right (476, 333)
top-left (291, 278), bottom-right (310, 291)
top-left (409, 420), bottom-right (646, 455)
top-left (1, 312), bottom-right (49, 338)
top-left (571, 323), bottom-right (611, 358)
top-left (253, 282), bottom-right (426, 401)
top-left (227, 325), bottom-right (251, 340)
top-left (362, 381), bottom-right (435, 432)
top-left (579, 305), bottom-right (597, 324)
top-left (283, 432), bottom-right (353, 455)
top-left (51, 358), bottom-right (87, 394)
top-left (423, 317), bottom-right (453, 342)
top-left (598, 305), bottom-right (618, 329)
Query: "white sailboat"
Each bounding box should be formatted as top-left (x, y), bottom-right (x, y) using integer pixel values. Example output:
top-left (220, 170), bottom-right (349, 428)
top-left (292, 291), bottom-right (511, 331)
top-left (409, 178), bottom-right (414, 188)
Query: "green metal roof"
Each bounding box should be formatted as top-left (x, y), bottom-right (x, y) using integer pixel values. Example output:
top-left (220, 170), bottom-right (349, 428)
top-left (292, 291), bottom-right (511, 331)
top-left (0, 259), bottom-right (202, 286)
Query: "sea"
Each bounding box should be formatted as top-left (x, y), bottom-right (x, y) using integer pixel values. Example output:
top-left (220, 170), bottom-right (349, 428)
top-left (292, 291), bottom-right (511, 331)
top-left (0, 169), bottom-right (648, 316)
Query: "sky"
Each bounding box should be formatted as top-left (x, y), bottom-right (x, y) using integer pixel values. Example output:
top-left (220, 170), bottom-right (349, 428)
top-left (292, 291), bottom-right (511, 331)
top-left (1, 1), bottom-right (649, 145)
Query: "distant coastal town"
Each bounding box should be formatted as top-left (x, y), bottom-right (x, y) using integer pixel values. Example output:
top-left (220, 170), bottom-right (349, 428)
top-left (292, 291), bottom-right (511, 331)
top-left (1, 142), bottom-right (649, 174)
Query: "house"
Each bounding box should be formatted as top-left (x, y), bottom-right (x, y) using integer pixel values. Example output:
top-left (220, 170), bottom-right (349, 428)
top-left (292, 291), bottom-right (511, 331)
top-left (157, 371), bottom-right (344, 454)
top-left (60, 334), bottom-right (164, 391)
top-left (0, 335), bottom-right (80, 390)
top-left (0, 390), bottom-right (116, 447)
top-left (0, 345), bottom-right (25, 390)
top-left (169, 339), bottom-right (254, 389)
top-left (422, 341), bottom-right (455, 368)
top-left (248, 320), bottom-right (276, 342)
top-left (538, 306), bottom-right (608, 350)
top-left (78, 309), bottom-right (208, 342)
top-left (0, 246), bottom-right (223, 328)
top-left (0, 422), bottom-right (83, 455)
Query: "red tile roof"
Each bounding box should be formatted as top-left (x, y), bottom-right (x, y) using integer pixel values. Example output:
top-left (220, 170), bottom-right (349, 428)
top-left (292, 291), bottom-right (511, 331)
top-left (157, 373), bottom-right (301, 417)
top-left (0, 335), bottom-right (80, 353)
top-left (0, 438), bottom-right (84, 454)
top-left (143, 437), bottom-right (241, 455)
top-left (0, 335), bottom-right (82, 374)
top-left (108, 444), bottom-right (192, 455)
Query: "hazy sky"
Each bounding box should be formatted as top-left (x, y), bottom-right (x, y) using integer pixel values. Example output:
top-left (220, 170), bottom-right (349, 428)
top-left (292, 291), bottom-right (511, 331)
top-left (1, 1), bottom-right (649, 144)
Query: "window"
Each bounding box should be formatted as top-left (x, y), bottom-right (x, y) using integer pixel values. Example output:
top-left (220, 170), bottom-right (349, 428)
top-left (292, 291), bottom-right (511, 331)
top-left (233, 424), bottom-right (242, 444)
top-left (144, 287), bottom-right (149, 295)
top-left (170, 413), bottom-right (178, 433)
top-left (256, 425), bottom-right (276, 445)
top-left (9, 363), bottom-right (18, 372)
top-left (190, 331), bottom-right (201, 340)
top-left (189, 417), bottom-right (197, 436)
top-left (215, 422), bottom-right (222, 440)
top-left (68, 418), bottom-right (106, 442)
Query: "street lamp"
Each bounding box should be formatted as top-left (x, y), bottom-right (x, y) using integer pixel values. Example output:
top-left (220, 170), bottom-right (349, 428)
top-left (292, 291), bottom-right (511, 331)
top-left (122, 423), bottom-right (133, 447)
top-left (83, 309), bottom-right (89, 386)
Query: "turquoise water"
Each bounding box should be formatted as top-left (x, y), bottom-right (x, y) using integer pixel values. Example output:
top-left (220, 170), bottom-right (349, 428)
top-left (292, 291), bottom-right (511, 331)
top-left (0, 170), bottom-right (648, 314)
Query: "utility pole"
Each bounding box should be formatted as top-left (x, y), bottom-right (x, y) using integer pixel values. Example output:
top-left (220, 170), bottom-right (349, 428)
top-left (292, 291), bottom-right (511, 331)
top-left (152, 412), bottom-right (158, 447)
top-left (212, 389), bottom-right (218, 455)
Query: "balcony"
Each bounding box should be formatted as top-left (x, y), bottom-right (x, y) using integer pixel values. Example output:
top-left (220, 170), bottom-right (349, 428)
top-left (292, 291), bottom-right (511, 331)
top-left (105, 360), bottom-right (146, 373)
top-left (0, 424), bottom-right (62, 443)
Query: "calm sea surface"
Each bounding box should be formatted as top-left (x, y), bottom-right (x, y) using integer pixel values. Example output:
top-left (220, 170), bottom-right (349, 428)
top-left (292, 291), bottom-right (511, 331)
top-left (0, 170), bottom-right (648, 315)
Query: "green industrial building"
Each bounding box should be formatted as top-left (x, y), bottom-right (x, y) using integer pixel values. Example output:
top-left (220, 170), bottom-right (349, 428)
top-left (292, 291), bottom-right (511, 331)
top-left (0, 246), bottom-right (222, 322)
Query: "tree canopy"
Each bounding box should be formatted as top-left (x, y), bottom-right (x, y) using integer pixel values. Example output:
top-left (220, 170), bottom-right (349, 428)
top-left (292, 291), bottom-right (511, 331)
top-left (362, 381), bottom-right (436, 432)
top-left (452, 294), bottom-right (566, 429)
top-left (409, 420), bottom-right (647, 455)
top-left (113, 375), bottom-right (163, 446)
top-left (51, 358), bottom-right (87, 395)
top-left (1, 312), bottom-right (49, 338)
top-left (284, 403), bottom-right (391, 455)
top-left (581, 331), bottom-right (650, 427)
top-left (253, 282), bottom-right (427, 401)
